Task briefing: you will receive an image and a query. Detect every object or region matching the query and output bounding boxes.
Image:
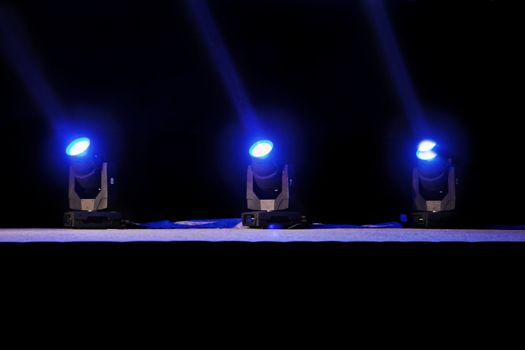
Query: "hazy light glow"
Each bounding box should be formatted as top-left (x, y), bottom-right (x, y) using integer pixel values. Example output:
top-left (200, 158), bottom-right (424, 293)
top-left (249, 140), bottom-right (273, 159)
top-left (66, 137), bottom-right (90, 157)
top-left (416, 140), bottom-right (438, 161)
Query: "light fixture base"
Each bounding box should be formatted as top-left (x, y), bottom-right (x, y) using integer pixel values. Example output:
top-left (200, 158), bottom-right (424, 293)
top-left (241, 210), bottom-right (308, 229)
top-left (64, 210), bottom-right (122, 229)
top-left (401, 210), bottom-right (457, 228)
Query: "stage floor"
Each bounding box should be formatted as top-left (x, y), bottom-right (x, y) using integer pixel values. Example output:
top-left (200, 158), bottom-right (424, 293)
top-left (2, 227), bottom-right (525, 242)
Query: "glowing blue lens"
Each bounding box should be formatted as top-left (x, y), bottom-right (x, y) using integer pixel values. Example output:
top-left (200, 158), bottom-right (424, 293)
top-left (417, 140), bottom-right (437, 152)
top-left (66, 137), bottom-right (91, 157)
top-left (416, 139), bottom-right (437, 161)
top-left (417, 150), bottom-right (437, 161)
top-left (249, 140), bottom-right (273, 159)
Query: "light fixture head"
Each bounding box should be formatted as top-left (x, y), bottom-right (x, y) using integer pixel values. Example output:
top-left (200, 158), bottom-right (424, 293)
top-left (249, 139), bottom-right (273, 159)
top-left (416, 139), bottom-right (438, 161)
top-left (66, 137), bottom-right (91, 157)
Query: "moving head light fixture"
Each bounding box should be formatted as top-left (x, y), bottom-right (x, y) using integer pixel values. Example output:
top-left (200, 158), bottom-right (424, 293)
top-left (241, 140), bottom-right (308, 229)
top-left (63, 137), bottom-right (121, 228)
top-left (403, 139), bottom-right (457, 227)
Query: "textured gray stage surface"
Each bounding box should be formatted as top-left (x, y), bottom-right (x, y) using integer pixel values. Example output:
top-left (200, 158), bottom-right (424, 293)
top-left (2, 228), bottom-right (525, 242)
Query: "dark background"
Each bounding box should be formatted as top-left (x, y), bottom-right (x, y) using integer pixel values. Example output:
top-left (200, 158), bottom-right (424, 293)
top-left (0, 0), bottom-right (522, 228)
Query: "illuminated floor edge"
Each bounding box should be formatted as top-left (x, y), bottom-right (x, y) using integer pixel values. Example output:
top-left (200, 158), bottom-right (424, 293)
top-left (2, 228), bottom-right (525, 242)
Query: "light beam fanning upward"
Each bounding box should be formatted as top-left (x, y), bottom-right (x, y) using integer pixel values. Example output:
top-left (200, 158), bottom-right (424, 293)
top-left (363, 0), bottom-right (428, 135)
top-left (186, 0), bottom-right (261, 135)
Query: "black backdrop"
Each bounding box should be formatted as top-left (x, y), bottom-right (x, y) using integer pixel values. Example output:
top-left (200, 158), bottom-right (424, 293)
top-left (1, 0), bottom-right (523, 228)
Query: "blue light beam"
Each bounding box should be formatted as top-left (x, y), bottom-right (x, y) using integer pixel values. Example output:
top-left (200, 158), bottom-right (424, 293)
top-left (362, 0), bottom-right (428, 135)
top-left (0, 5), bottom-right (66, 127)
top-left (185, 0), bottom-right (261, 134)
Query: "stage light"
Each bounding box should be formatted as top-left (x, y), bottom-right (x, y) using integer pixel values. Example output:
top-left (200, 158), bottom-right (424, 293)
top-left (405, 139), bottom-right (457, 227)
top-left (242, 139), bottom-right (307, 229)
top-left (63, 137), bottom-right (121, 228)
